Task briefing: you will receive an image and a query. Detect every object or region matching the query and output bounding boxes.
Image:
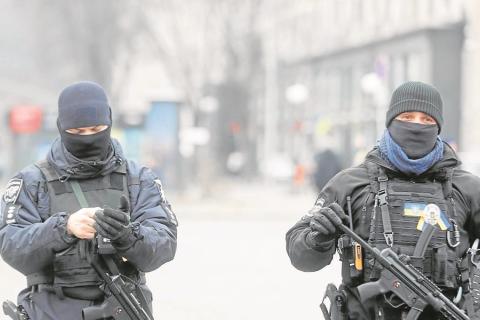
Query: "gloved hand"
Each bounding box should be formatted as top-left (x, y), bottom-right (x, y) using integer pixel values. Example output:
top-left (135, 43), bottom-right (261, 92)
top-left (306, 203), bottom-right (346, 248)
top-left (94, 195), bottom-right (131, 242)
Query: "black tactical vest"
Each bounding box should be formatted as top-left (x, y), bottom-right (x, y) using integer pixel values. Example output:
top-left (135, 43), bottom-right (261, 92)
top-left (363, 162), bottom-right (468, 290)
top-left (28, 159), bottom-right (134, 299)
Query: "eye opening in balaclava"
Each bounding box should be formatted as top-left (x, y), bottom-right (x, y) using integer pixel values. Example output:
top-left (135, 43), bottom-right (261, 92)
top-left (57, 81), bottom-right (113, 161)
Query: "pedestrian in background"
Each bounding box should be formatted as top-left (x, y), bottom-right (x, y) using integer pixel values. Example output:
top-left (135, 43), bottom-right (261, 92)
top-left (312, 148), bottom-right (342, 193)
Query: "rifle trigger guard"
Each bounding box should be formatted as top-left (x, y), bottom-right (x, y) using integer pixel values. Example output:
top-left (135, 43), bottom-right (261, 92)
top-left (383, 292), bottom-right (405, 309)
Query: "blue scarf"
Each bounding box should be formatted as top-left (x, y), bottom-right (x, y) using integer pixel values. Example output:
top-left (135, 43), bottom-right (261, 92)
top-left (378, 130), bottom-right (444, 176)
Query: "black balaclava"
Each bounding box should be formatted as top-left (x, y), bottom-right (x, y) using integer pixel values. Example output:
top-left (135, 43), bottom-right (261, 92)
top-left (385, 81), bottom-right (443, 159)
top-left (388, 120), bottom-right (438, 159)
top-left (57, 81), bottom-right (113, 161)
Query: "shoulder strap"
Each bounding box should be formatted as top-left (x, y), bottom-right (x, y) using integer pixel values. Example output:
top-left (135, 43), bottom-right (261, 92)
top-left (113, 161), bottom-right (128, 174)
top-left (35, 159), bottom-right (60, 182)
top-left (376, 167), bottom-right (394, 247)
top-left (365, 161), bottom-right (394, 247)
top-left (365, 161), bottom-right (380, 194)
top-left (69, 180), bottom-right (90, 208)
top-left (124, 160), bottom-right (140, 211)
top-left (440, 167), bottom-right (455, 200)
top-left (124, 160), bottom-right (140, 186)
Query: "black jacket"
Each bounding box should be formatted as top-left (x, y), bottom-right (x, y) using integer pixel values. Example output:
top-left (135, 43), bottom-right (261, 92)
top-left (286, 144), bottom-right (480, 318)
top-left (0, 138), bottom-right (177, 319)
top-left (286, 144), bottom-right (480, 272)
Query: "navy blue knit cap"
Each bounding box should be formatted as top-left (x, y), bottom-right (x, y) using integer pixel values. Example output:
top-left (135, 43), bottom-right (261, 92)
top-left (57, 81), bottom-right (112, 130)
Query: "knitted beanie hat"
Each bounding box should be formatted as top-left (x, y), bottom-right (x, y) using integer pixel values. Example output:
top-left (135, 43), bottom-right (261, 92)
top-left (385, 81), bottom-right (443, 132)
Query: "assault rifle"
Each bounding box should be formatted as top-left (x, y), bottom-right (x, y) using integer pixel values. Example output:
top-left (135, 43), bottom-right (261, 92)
top-left (82, 251), bottom-right (153, 320)
top-left (330, 208), bottom-right (469, 320)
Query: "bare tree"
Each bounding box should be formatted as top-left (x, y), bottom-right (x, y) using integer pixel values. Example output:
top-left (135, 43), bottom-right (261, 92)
top-left (30, 0), bottom-right (144, 102)
top-left (137, 0), bottom-right (265, 175)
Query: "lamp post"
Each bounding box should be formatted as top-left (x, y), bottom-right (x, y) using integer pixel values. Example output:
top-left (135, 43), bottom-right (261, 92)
top-left (285, 83), bottom-right (310, 163)
top-left (360, 73), bottom-right (388, 140)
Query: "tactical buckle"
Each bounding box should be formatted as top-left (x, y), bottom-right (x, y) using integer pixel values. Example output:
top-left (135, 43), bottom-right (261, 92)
top-left (377, 177), bottom-right (388, 182)
top-left (447, 219), bottom-right (460, 249)
top-left (384, 232), bottom-right (394, 247)
top-left (337, 235), bottom-right (350, 256)
top-left (469, 239), bottom-right (480, 269)
top-left (337, 237), bottom-right (344, 255)
top-left (377, 191), bottom-right (388, 206)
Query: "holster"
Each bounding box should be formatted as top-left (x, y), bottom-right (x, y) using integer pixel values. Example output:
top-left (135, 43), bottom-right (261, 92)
top-left (338, 235), bottom-right (362, 286)
top-left (2, 300), bottom-right (30, 320)
top-left (320, 283), bottom-right (347, 320)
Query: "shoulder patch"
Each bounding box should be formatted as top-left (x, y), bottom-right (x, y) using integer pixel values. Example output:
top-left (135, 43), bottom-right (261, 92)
top-left (3, 178), bottom-right (23, 204)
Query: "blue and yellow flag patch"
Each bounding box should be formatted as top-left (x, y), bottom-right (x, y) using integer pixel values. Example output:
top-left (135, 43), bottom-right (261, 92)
top-left (403, 202), bottom-right (451, 231)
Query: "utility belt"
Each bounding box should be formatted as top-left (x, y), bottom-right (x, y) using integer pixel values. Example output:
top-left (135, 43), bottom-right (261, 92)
top-left (27, 270), bottom-right (145, 301)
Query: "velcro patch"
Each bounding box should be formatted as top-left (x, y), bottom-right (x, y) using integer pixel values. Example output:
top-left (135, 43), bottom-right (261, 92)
top-left (403, 202), bottom-right (451, 231)
top-left (3, 178), bottom-right (23, 204)
top-left (2, 204), bottom-right (20, 225)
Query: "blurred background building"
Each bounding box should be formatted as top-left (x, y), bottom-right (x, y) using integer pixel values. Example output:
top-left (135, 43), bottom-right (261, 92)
top-left (0, 0), bottom-right (479, 189)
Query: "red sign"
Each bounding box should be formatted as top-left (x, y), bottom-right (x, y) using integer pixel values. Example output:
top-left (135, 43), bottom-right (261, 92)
top-left (9, 105), bottom-right (43, 134)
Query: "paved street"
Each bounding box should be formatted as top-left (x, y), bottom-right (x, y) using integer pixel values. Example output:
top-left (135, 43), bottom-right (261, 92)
top-left (0, 181), bottom-right (341, 319)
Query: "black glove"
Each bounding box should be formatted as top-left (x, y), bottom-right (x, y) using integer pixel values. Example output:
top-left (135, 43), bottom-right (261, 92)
top-left (306, 203), bottom-right (346, 247)
top-left (94, 195), bottom-right (131, 242)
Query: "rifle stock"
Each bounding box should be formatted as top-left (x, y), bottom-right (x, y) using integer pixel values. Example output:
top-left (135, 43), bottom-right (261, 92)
top-left (83, 255), bottom-right (153, 320)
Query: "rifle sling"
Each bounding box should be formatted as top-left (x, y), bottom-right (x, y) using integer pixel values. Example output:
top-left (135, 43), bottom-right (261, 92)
top-left (377, 170), bottom-right (393, 247)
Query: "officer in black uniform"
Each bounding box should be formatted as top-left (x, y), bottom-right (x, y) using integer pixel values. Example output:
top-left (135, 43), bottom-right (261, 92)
top-left (286, 81), bottom-right (480, 319)
top-left (0, 81), bottom-right (178, 319)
